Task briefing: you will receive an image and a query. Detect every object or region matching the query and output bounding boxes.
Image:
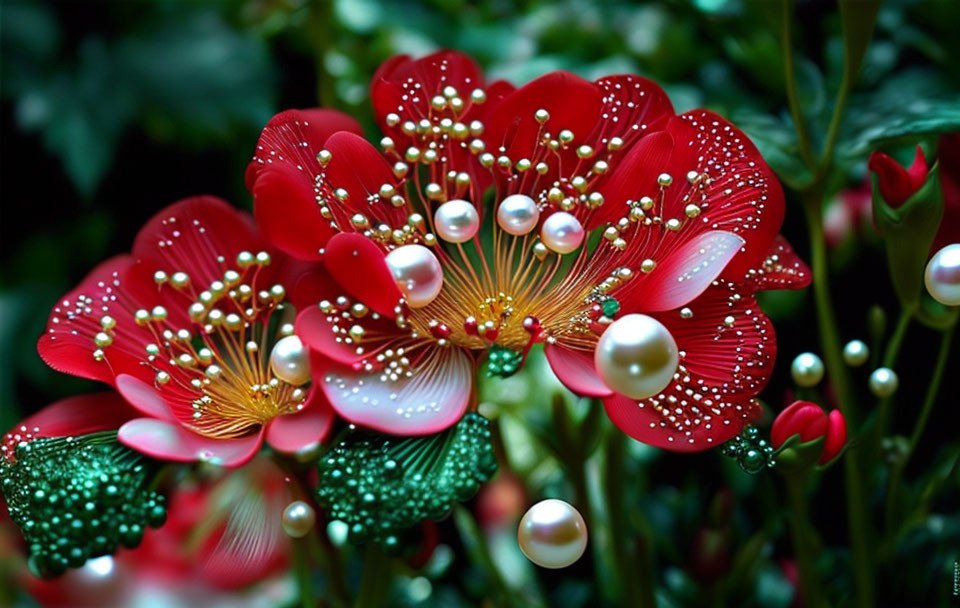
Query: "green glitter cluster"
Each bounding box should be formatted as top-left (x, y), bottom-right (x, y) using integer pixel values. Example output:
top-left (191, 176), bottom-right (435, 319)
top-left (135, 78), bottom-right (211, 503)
top-left (0, 432), bottom-right (167, 577)
top-left (486, 344), bottom-right (524, 378)
top-left (720, 426), bottom-right (776, 474)
top-left (316, 413), bottom-right (498, 551)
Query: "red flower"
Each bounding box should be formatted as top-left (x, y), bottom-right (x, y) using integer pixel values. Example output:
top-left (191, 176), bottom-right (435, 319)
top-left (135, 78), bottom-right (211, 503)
top-left (246, 50), bottom-right (810, 450)
top-left (868, 145), bottom-right (928, 207)
top-left (771, 400), bottom-right (846, 465)
top-left (36, 197), bottom-right (333, 467)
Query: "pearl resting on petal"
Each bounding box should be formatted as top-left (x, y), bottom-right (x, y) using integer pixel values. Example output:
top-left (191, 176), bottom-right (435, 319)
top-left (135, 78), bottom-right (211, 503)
top-left (385, 244), bottom-right (443, 308)
top-left (517, 499), bottom-right (588, 569)
top-left (594, 314), bottom-right (678, 400)
top-left (924, 243), bottom-right (960, 306)
top-left (497, 194), bottom-right (540, 236)
top-left (434, 199), bottom-right (480, 243)
top-left (540, 211), bottom-right (584, 254)
top-left (270, 335), bottom-right (311, 386)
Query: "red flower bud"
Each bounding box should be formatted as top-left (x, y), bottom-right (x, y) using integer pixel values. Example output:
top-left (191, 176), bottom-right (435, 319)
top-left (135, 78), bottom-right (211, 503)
top-left (868, 145), bottom-right (928, 207)
top-left (771, 401), bottom-right (847, 465)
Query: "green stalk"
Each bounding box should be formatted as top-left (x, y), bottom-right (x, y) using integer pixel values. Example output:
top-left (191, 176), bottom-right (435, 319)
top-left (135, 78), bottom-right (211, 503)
top-left (780, 0), bottom-right (816, 169)
top-left (873, 307), bottom-right (913, 442)
top-left (785, 475), bottom-right (824, 608)
top-left (355, 543), bottom-right (391, 608)
top-left (883, 327), bottom-right (954, 538)
top-left (294, 536), bottom-right (316, 608)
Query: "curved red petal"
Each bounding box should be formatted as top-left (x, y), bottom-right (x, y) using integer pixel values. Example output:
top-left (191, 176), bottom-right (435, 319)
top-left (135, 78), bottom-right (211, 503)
top-left (591, 74), bottom-right (674, 154)
top-left (543, 343), bottom-right (614, 397)
top-left (771, 400), bottom-right (811, 447)
top-left (782, 404), bottom-right (829, 443)
top-left (820, 409), bottom-right (847, 464)
top-left (324, 232), bottom-right (402, 318)
top-left (253, 160), bottom-right (335, 261)
top-left (5, 392), bottom-right (136, 443)
top-left (741, 234), bottom-right (811, 292)
top-left (115, 374), bottom-right (178, 422)
top-left (118, 418), bottom-right (263, 467)
top-left (264, 387), bottom-right (335, 454)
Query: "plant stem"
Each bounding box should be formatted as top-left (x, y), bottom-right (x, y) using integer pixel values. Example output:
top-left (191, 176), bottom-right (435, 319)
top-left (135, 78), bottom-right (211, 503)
top-left (883, 326), bottom-right (954, 538)
top-left (780, 0), bottom-right (815, 169)
top-left (873, 307), bottom-right (913, 441)
top-left (294, 536), bottom-right (316, 608)
top-left (785, 475), bottom-right (823, 608)
top-left (452, 505), bottom-right (518, 608)
top-left (355, 543), bottom-right (391, 608)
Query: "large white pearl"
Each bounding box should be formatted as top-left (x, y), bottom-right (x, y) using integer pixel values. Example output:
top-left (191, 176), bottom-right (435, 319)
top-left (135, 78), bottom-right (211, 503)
top-left (270, 335), bottom-right (311, 385)
top-left (594, 314), bottom-right (678, 400)
top-left (434, 199), bottom-right (479, 243)
top-left (842, 340), bottom-right (869, 367)
top-left (497, 194), bottom-right (540, 236)
top-left (282, 500), bottom-right (316, 538)
top-left (540, 211), bottom-right (584, 254)
top-left (517, 499), bottom-right (587, 569)
top-left (791, 352), bottom-right (824, 387)
top-left (869, 367), bottom-right (899, 398)
top-left (925, 243), bottom-right (960, 306)
top-left (385, 244), bottom-right (443, 308)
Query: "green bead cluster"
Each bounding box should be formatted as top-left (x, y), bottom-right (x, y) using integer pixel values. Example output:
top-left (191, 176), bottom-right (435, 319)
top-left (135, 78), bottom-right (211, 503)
top-left (316, 413), bottom-right (498, 551)
top-left (720, 426), bottom-right (776, 474)
top-left (0, 432), bottom-right (167, 578)
top-left (486, 344), bottom-right (524, 378)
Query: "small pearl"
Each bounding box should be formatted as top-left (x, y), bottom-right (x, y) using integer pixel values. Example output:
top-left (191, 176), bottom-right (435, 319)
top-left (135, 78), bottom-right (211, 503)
top-left (842, 340), bottom-right (870, 367)
top-left (924, 243), bottom-right (960, 306)
top-left (270, 335), bottom-right (311, 385)
top-left (869, 367), bottom-right (899, 398)
top-left (791, 352), bottom-right (824, 387)
top-left (594, 314), bottom-right (678, 400)
top-left (540, 211), bottom-right (584, 254)
top-left (434, 199), bottom-right (479, 243)
top-left (517, 499), bottom-right (587, 569)
top-left (385, 245), bottom-right (443, 308)
top-left (282, 500), bottom-right (316, 538)
top-left (497, 194), bottom-right (540, 235)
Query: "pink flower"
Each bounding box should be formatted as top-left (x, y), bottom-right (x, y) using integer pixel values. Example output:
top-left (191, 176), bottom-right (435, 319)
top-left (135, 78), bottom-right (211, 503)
top-left (868, 145), bottom-right (928, 207)
top-left (771, 400), bottom-right (846, 465)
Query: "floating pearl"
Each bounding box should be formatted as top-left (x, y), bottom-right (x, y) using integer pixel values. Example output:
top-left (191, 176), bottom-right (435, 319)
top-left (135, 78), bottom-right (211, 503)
top-left (924, 243), bottom-right (960, 306)
top-left (434, 199), bottom-right (480, 243)
top-left (594, 314), bottom-right (678, 400)
top-left (282, 500), bottom-right (316, 538)
top-left (842, 340), bottom-right (870, 367)
top-left (540, 211), bottom-right (584, 254)
top-left (270, 335), bottom-right (311, 386)
top-left (517, 499), bottom-right (587, 569)
top-left (385, 245), bottom-right (443, 308)
top-left (497, 194), bottom-right (540, 235)
top-left (869, 367), bottom-right (899, 398)
top-left (791, 352), bottom-right (824, 387)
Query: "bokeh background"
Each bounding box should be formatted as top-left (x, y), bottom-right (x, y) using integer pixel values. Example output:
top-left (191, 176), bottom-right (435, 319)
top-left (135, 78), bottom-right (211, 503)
top-left (2, 0), bottom-right (959, 606)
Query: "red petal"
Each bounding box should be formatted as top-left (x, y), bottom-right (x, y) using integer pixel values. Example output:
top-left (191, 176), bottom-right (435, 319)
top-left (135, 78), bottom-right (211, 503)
top-left (591, 74), bottom-right (674, 152)
top-left (6, 392), bottom-right (136, 441)
top-left (770, 400), bottom-right (809, 447)
top-left (869, 150), bottom-right (916, 207)
top-left (265, 387), bottom-right (334, 454)
top-left (544, 343), bottom-right (614, 397)
top-left (820, 409), bottom-right (847, 464)
top-left (253, 161), bottom-right (335, 261)
top-left (741, 234), bottom-right (811, 292)
top-left (115, 374), bottom-right (178, 422)
top-left (318, 346), bottom-right (472, 435)
top-left (118, 418), bottom-right (263, 467)
top-left (324, 232), bottom-right (402, 318)
top-left (591, 130), bottom-right (674, 228)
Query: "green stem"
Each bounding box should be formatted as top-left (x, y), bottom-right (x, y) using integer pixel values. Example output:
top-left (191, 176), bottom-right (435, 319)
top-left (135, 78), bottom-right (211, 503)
top-left (780, 0), bottom-right (816, 169)
top-left (355, 543), bottom-right (391, 608)
top-left (816, 74), bottom-right (850, 179)
top-left (883, 327), bottom-right (954, 538)
top-left (785, 476), bottom-right (824, 608)
top-left (452, 505), bottom-right (518, 608)
top-left (874, 307), bottom-right (913, 440)
top-left (294, 536), bottom-right (315, 608)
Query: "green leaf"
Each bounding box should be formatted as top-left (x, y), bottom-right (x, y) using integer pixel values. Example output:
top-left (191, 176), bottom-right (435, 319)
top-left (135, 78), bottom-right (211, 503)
top-left (872, 164), bottom-right (945, 307)
top-left (733, 111), bottom-right (814, 186)
top-left (838, 0), bottom-right (882, 83)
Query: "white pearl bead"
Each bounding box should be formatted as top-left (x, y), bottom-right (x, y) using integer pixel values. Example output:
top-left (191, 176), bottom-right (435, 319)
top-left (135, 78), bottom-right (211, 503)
top-left (869, 367), bottom-right (899, 398)
top-left (385, 245), bottom-right (443, 308)
top-left (594, 314), bottom-right (678, 400)
top-left (925, 243), bottom-right (960, 306)
top-left (517, 499), bottom-right (587, 569)
top-left (497, 194), bottom-right (540, 236)
top-left (282, 500), bottom-right (316, 538)
top-left (434, 199), bottom-right (480, 243)
top-left (540, 211), bottom-right (584, 254)
top-left (270, 335), bottom-right (311, 385)
top-left (842, 340), bottom-right (870, 367)
top-left (791, 352), bottom-right (824, 387)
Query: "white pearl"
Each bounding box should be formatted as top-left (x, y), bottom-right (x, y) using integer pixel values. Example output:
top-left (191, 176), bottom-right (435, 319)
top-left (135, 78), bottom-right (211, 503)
top-left (517, 499), bottom-right (587, 569)
top-left (791, 352), bottom-right (824, 387)
top-left (594, 314), bottom-right (678, 400)
top-left (497, 194), bottom-right (540, 236)
top-left (270, 335), bottom-right (311, 385)
top-left (282, 500), bottom-right (316, 538)
top-left (842, 340), bottom-right (870, 367)
top-left (540, 211), bottom-right (584, 254)
top-left (925, 243), bottom-right (960, 306)
top-left (434, 199), bottom-right (479, 243)
top-left (385, 245), bottom-right (443, 308)
top-left (869, 367), bottom-right (899, 398)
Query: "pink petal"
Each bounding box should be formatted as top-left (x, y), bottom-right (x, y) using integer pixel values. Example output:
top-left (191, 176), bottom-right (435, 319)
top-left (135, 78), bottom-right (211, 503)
top-left (265, 388), bottom-right (335, 454)
top-left (116, 374), bottom-right (178, 422)
top-left (820, 410), bottom-right (847, 464)
top-left (118, 418), bottom-right (263, 467)
top-left (319, 346), bottom-right (472, 435)
top-left (544, 343), bottom-right (614, 397)
top-left (9, 392), bottom-right (137, 440)
top-left (324, 233), bottom-right (402, 318)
